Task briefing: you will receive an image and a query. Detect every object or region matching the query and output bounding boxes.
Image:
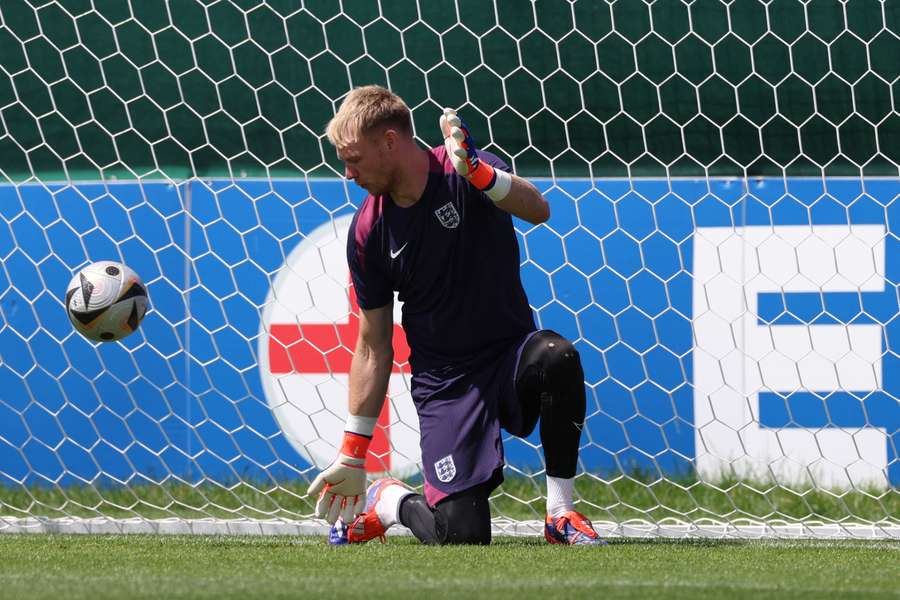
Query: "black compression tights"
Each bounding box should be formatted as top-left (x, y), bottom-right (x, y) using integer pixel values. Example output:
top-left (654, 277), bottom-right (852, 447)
top-left (509, 329), bottom-right (587, 478)
top-left (398, 482), bottom-right (493, 545)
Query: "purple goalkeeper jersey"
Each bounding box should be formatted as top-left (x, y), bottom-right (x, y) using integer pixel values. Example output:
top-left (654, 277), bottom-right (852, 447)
top-left (347, 146), bottom-right (536, 375)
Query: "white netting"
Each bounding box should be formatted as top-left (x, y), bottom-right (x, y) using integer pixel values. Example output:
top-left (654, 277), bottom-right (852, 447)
top-left (0, 1), bottom-right (897, 538)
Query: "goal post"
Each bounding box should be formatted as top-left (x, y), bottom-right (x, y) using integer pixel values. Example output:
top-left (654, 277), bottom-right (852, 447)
top-left (0, 0), bottom-right (898, 539)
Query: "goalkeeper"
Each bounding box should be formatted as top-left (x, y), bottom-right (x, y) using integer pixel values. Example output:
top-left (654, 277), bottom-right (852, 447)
top-left (309, 85), bottom-right (602, 546)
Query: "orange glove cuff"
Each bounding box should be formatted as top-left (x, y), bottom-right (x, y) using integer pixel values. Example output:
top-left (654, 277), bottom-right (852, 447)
top-left (340, 431), bottom-right (371, 460)
top-left (468, 160), bottom-right (496, 191)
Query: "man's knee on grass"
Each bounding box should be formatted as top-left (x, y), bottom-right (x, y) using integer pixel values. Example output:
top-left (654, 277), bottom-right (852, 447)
top-left (434, 490), bottom-right (492, 545)
top-left (400, 485), bottom-right (493, 545)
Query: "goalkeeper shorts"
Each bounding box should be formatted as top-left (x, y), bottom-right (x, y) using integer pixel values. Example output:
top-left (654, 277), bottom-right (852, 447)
top-left (411, 330), bottom-right (541, 507)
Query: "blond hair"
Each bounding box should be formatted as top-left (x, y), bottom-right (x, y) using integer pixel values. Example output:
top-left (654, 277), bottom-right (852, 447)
top-left (325, 85), bottom-right (413, 148)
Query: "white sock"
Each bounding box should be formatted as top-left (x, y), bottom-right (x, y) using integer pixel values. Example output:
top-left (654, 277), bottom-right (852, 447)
top-left (546, 476), bottom-right (575, 518)
top-left (375, 482), bottom-right (414, 528)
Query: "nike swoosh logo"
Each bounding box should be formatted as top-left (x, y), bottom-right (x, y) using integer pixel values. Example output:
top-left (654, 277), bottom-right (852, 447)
top-left (573, 421), bottom-right (584, 432)
top-left (390, 242), bottom-right (408, 259)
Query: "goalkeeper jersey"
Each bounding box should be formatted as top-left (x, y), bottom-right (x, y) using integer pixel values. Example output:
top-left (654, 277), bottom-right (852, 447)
top-left (347, 146), bottom-right (536, 375)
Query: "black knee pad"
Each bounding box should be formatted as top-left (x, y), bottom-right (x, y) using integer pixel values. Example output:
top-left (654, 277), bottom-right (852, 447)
top-left (517, 330), bottom-right (583, 392)
top-left (514, 330), bottom-right (586, 434)
top-left (541, 333), bottom-right (583, 388)
top-left (433, 487), bottom-right (492, 545)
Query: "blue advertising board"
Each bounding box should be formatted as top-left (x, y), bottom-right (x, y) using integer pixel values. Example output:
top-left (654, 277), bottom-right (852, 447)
top-left (0, 177), bottom-right (897, 489)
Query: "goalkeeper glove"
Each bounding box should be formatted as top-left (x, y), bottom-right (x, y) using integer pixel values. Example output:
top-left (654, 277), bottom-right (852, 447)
top-left (307, 430), bottom-right (370, 524)
top-left (440, 108), bottom-right (512, 202)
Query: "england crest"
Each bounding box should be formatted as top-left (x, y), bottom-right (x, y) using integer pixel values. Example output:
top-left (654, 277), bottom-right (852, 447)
top-left (434, 202), bottom-right (460, 229)
top-left (434, 454), bottom-right (456, 482)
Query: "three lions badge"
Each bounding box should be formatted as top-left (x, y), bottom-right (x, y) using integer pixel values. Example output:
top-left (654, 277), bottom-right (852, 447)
top-left (435, 202), bottom-right (460, 229)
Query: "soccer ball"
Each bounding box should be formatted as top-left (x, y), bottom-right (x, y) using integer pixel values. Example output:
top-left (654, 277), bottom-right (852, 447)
top-left (65, 261), bottom-right (149, 342)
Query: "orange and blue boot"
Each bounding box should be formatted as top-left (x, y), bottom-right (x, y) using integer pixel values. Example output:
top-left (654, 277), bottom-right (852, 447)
top-left (329, 478), bottom-right (409, 545)
top-left (544, 511), bottom-right (607, 545)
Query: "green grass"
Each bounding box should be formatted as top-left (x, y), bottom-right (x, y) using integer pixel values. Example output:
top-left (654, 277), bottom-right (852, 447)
top-left (2, 475), bottom-right (897, 525)
top-left (0, 535), bottom-right (897, 599)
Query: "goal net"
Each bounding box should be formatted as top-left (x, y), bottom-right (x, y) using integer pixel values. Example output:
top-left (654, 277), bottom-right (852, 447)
top-left (0, 0), bottom-right (897, 539)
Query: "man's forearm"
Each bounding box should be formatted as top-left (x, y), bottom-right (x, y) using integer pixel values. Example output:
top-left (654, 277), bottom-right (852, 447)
top-left (309, 343), bottom-right (389, 524)
top-left (348, 343), bottom-right (394, 418)
top-left (493, 174), bottom-right (550, 225)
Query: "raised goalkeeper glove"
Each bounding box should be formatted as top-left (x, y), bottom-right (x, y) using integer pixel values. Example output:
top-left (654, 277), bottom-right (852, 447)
top-left (440, 108), bottom-right (512, 202)
top-left (307, 430), bottom-right (370, 524)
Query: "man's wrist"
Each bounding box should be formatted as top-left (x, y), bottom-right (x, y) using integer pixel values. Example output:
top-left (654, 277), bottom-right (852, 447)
top-left (466, 162), bottom-right (512, 203)
top-left (341, 414), bottom-right (374, 461)
top-left (467, 160), bottom-right (495, 190)
top-left (345, 414), bottom-right (377, 436)
top-left (483, 168), bottom-right (512, 202)
top-left (340, 431), bottom-right (371, 460)
top-left (341, 415), bottom-right (378, 459)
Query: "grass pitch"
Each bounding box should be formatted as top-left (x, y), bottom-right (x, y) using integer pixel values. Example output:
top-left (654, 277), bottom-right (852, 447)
top-left (0, 534), bottom-right (897, 600)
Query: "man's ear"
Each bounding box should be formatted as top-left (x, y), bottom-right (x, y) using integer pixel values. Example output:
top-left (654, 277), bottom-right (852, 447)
top-left (383, 128), bottom-right (398, 151)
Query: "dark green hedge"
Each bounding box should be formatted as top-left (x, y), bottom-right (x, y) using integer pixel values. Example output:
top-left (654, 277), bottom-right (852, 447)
top-left (0, 0), bottom-right (896, 180)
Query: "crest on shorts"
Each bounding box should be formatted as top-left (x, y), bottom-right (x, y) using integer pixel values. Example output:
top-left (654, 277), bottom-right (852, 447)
top-left (434, 202), bottom-right (460, 229)
top-left (434, 454), bottom-right (456, 482)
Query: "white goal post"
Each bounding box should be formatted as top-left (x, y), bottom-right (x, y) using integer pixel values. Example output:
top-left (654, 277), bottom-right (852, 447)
top-left (0, 1), bottom-right (897, 539)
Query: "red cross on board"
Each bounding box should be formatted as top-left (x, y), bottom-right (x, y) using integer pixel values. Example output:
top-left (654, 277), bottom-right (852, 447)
top-left (268, 280), bottom-right (409, 473)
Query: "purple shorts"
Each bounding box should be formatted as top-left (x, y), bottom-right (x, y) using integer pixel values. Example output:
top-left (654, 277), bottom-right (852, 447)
top-left (411, 331), bottom-right (540, 506)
